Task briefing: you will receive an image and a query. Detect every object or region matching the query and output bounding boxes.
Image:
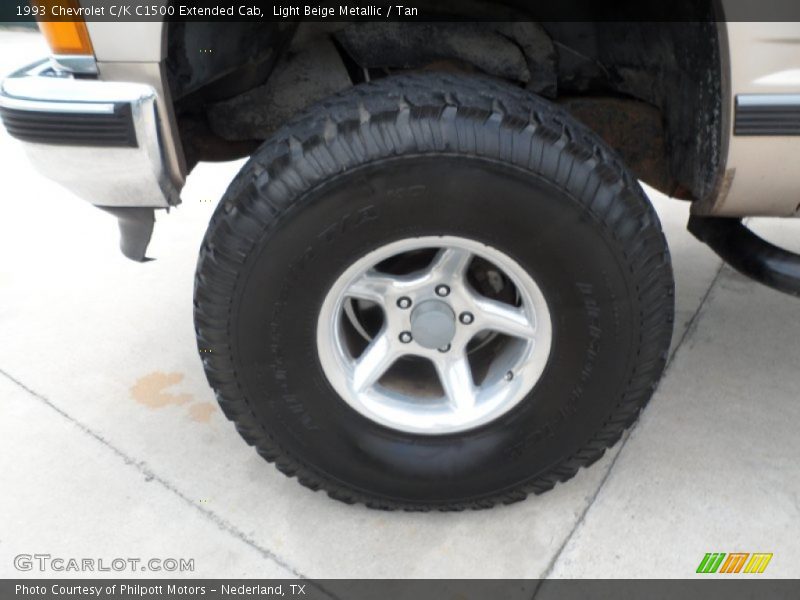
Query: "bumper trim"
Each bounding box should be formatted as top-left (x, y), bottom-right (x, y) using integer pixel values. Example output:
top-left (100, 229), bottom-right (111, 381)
top-left (0, 103), bottom-right (137, 147)
top-left (0, 60), bottom-right (178, 208)
top-left (0, 95), bottom-right (114, 114)
top-left (50, 55), bottom-right (98, 75)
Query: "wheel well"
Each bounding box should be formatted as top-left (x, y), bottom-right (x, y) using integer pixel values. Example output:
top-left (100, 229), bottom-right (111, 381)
top-left (165, 20), bottom-right (725, 202)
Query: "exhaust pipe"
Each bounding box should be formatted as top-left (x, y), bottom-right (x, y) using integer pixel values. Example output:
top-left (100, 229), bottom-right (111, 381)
top-left (688, 215), bottom-right (800, 298)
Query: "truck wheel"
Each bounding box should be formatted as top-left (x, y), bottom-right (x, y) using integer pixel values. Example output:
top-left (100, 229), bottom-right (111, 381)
top-left (194, 73), bottom-right (674, 510)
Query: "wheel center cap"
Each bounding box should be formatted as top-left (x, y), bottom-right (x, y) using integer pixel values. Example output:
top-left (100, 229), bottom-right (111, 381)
top-left (410, 300), bottom-right (456, 349)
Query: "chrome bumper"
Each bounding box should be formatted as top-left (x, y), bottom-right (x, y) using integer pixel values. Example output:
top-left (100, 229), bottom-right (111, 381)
top-left (0, 61), bottom-right (179, 208)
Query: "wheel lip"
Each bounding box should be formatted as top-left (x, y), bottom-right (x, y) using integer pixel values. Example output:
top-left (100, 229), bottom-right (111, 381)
top-left (316, 235), bottom-right (553, 435)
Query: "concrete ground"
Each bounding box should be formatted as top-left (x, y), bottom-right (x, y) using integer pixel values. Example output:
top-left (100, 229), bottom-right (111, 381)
top-left (1, 31), bottom-right (799, 579)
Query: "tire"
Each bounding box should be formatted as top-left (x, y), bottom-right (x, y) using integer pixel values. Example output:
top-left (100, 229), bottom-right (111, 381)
top-left (194, 72), bottom-right (674, 510)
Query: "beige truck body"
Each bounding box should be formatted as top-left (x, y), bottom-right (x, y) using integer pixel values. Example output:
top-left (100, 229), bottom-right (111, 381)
top-left (84, 18), bottom-right (800, 218)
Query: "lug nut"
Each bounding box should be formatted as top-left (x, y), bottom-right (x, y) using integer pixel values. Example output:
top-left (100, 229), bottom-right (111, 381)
top-left (435, 285), bottom-right (450, 297)
top-left (459, 312), bottom-right (474, 325)
top-left (397, 297), bottom-right (412, 309)
top-left (399, 331), bottom-right (413, 344)
top-left (504, 371), bottom-right (514, 381)
top-left (437, 344), bottom-right (451, 353)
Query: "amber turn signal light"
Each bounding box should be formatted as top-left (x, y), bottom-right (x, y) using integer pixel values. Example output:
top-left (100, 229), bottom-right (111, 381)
top-left (32, 0), bottom-right (94, 56)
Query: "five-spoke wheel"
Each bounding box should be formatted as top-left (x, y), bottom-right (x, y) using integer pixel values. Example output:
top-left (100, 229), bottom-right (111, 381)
top-left (317, 236), bottom-right (552, 434)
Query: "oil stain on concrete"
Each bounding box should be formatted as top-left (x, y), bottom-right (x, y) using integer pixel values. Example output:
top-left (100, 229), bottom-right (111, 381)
top-left (131, 372), bottom-right (217, 424)
top-left (131, 372), bottom-right (192, 408)
top-left (188, 402), bottom-right (217, 423)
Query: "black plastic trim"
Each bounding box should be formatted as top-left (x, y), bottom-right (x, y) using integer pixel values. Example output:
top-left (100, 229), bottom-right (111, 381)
top-left (0, 103), bottom-right (137, 147)
top-left (735, 95), bottom-right (800, 136)
top-left (97, 206), bottom-right (155, 262)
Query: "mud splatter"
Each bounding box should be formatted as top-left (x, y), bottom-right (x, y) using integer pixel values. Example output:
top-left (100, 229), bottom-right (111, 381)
top-left (188, 402), bottom-right (217, 423)
top-left (131, 372), bottom-right (192, 408)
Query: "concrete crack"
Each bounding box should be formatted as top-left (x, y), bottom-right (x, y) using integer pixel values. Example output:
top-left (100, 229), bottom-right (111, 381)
top-left (0, 367), bottom-right (318, 583)
top-left (531, 260), bottom-right (726, 593)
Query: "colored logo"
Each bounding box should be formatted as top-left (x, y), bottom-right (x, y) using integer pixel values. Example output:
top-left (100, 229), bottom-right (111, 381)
top-left (696, 552), bottom-right (773, 574)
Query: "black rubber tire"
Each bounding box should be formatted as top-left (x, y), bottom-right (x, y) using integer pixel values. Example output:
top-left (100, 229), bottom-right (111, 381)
top-left (194, 72), bottom-right (674, 510)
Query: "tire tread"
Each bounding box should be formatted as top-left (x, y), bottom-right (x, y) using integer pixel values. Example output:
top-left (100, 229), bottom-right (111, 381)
top-left (194, 72), bottom-right (674, 511)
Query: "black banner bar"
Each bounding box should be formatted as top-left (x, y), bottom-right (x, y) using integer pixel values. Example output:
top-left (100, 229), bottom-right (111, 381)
top-left (3, 580), bottom-right (800, 600)
top-left (5, 0), bottom-right (800, 23)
